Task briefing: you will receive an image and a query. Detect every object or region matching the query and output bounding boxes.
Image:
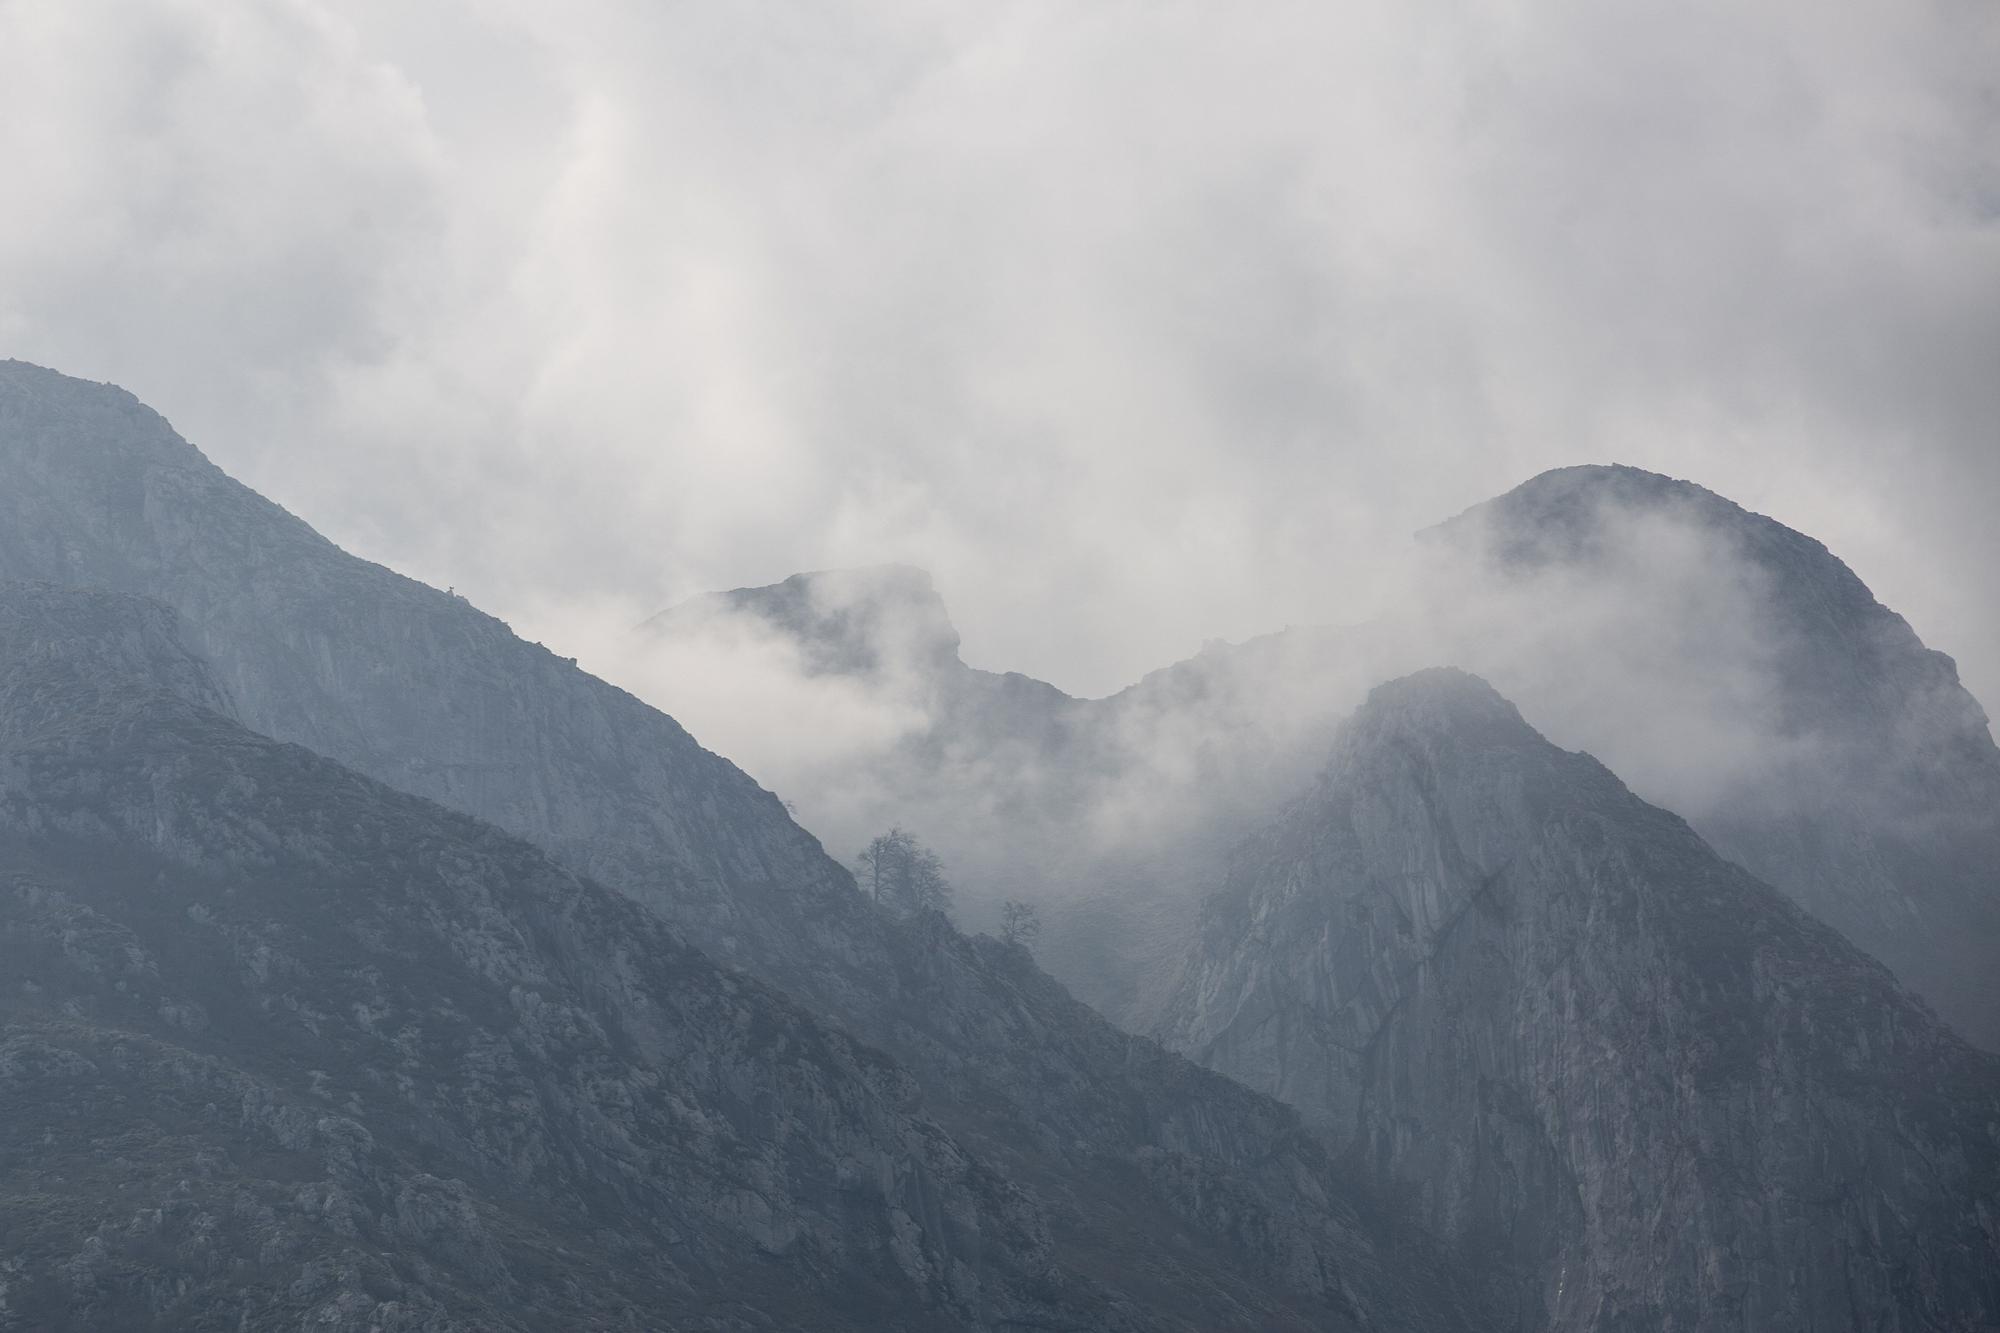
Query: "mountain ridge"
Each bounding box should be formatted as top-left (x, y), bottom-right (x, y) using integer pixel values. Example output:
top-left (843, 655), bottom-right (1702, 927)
top-left (1428, 463), bottom-right (2000, 1046)
top-left (0, 358), bottom-right (1482, 1331)
top-left (638, 461), bottom-right (2000, 1047)
top-left (1159, 664), bottom-right (2000, 1329)
top-left (0, 581), bottom-right (1084, 1331)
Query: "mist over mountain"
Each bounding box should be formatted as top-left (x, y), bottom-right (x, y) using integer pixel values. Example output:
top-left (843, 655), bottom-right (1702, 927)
top-left (644, 566), bottom-right (969, 680)
top-left (626, 466), bottom-right (2000, 1052)
top-left (9, 0), bottom-right (1996, 716)
top-left (1425, 466), bottom-right (2000, 1049)
top-left (3, 359), bottom-right (1997, 1328)
top-left (0, 361), bottom-right (1482, 1330)
top-left (619, 563), bottom-right (1364, 1024)
top-left (9, 1), bottom-right (1999, 1323)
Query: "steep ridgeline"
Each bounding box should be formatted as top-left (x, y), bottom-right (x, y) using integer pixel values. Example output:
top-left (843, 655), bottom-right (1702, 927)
top-left (1160, 670), bottom-right (2000, 1331)
top-left (650, 467), bottom-right (2000, 1051)
top-left (0, 361), bottom-right (858, 1005)
top-left (642, 564), bottom-right (975, 680)
top-left (639, 565), bottom-right (1084, 874)
top-left (0, 585), bottom-right (1074, 1331)
top-left (637, 567), bottom-right (1089, 933)
top-left (0, 363), bottom-right (1478, 1330)
top-left (637, 567), bottom-right (1357, 1026)
top-left (1426, 464), bottom-right (2000, 1049)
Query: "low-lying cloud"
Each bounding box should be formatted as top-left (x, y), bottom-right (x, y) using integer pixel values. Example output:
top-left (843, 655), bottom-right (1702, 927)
top-left (2, 0), bottom-right (1995, 710)
top-left (578, 474), bottom-right (1991, 1024)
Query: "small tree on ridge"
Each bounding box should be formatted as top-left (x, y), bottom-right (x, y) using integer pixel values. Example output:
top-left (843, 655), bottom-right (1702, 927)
top-left (857, 827), bottom-right (952, 918)
top-left (1000, 899), bottom-right (1041, 954)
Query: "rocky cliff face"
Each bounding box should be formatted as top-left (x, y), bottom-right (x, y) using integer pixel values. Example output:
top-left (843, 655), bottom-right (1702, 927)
top-left (0, 584), bottom-right (1077, 1331)
top-left (1161, 669), bottom-right (2000, 1331)
top-left (0, 362), bottom-right (1479, 1330)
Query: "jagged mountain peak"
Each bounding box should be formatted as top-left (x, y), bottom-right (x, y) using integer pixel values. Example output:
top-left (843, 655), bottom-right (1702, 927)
top-left (1342, 666), bottom-right (1536, 743)
top-left (642, 562), bottom-right (963, 678)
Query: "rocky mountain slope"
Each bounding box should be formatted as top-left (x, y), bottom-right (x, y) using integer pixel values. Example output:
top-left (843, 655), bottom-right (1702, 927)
top-left (0, 361), bottom-right (1478, 1330)
top-left (1159, 669), bottom-right (2000, 1330)
top-left (0, 584), bottom-right (1076, 1331)
top-left (0, 360), bottom-right (857, 1006)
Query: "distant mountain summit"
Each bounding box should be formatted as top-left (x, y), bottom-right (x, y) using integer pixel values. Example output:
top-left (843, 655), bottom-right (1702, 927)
top-left (1428, 463), bottom-right (1994, 751)
top-left (642, 564), bottom-right (964, 678)
top-left (1162, 667), bottom-right (2000, 1330)
top-left (630, 464), bottom-right (2000, 1048)
top-left (1429, 463), bottom-right (2000, 1047)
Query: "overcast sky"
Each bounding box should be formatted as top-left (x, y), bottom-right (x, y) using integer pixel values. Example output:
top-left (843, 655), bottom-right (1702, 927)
top-left (3, 0), bottom-right (1996, 703)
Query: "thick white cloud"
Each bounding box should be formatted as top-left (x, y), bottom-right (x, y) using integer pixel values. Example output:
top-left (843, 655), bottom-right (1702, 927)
top-left (3, 0), bottom-right (1996, 704)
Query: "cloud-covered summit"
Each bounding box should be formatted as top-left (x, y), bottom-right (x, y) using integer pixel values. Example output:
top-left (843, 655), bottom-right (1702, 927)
top-left (3, 0), bottom-right (1995, 703)
top-left (641, 564), bottom-right (965, 679)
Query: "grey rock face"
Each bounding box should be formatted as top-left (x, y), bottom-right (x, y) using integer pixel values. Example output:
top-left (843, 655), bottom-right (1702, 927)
top-left (0, 362), bottom-right (1479, 1330)
top-left (0, 585), bottom-right (1072, 1331)
top-left (1161, 668), bottom-right (2000, 1330)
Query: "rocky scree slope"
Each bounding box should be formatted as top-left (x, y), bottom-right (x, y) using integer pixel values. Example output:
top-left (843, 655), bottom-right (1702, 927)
top-left (1161, 668), bottom-right (2000, 1332)
top-left (0, 583), bottom-right (1097, 1332)
top-left (0, 362), bottom-right (1479, 1331)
